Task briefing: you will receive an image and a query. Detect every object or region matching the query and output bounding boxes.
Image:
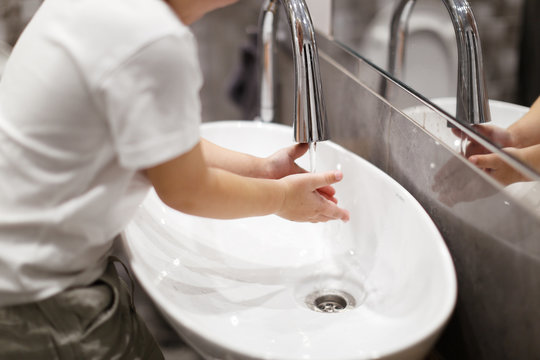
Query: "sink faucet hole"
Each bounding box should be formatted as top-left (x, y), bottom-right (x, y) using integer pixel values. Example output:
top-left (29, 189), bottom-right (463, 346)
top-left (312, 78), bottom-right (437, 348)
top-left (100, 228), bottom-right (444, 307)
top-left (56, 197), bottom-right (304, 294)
top-left (306, 290), bottom-right (356, 313)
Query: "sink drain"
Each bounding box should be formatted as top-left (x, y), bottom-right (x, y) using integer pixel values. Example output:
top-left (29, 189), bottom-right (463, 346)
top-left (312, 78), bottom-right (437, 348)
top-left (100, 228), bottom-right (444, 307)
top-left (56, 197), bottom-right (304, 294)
top-left (305, 290), bottom-right (356, 313)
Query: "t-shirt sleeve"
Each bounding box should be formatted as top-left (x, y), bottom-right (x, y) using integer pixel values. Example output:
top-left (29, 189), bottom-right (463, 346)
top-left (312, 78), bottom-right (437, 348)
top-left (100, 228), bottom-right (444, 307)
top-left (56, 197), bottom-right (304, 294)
top-left (96, 32), bottom-right (203, 170)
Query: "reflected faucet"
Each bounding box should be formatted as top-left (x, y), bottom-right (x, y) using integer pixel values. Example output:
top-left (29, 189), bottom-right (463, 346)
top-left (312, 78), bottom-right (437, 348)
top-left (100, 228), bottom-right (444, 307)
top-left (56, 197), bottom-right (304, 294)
top-left (388, 0), bottom-right (491, 125)
top-left (258, 0), bottom-right (329, 143)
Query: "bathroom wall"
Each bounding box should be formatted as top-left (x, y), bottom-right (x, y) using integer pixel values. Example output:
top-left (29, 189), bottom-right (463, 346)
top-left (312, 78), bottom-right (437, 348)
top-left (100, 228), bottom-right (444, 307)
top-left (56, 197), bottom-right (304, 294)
top-left (190, 0), bottom-right (260, 122)
top-left (471, 0), bottom-right (524, 102)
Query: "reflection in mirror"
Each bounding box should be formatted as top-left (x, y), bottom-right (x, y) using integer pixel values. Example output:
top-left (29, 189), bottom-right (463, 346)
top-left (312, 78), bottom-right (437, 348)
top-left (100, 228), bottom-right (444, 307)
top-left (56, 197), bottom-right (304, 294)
top-left (332, 0), bottom-right (540, 211)
top-left (333, 0), bottom-right (458, 98)
top-left (403, 97), bottom-right (540, 213)
top-left (388, 0), bottom-right (491, 126)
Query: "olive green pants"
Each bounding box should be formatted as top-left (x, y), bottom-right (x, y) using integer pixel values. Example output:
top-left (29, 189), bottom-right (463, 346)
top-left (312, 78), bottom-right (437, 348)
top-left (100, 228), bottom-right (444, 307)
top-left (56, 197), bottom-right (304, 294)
top-left (0, 259), bottom-right (164, 360)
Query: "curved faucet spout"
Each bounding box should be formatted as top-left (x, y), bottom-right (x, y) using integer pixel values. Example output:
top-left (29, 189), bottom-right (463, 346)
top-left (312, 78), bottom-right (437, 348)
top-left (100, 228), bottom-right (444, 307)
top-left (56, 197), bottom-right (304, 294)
top-left (258, 0), bottom-right (329, 143)
top-left (389, 0), bottom-right (491, 125)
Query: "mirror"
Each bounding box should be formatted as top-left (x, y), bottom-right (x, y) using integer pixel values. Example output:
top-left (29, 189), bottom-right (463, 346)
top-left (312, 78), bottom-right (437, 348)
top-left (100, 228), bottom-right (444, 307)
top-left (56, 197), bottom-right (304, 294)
top-left (333, 0), bottom-right (459, 99)
top-left (331, 0), bottom-right (540, 205)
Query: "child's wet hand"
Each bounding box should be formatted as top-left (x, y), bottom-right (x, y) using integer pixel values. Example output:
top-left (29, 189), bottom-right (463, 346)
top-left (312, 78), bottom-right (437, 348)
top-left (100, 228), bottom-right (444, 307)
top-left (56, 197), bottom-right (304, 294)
top-left (265, 143), bottom-right (309, 179)
top-left (469, 146), bottom-right (533, 185)
top-left (277, 170), bottom-right (349, 223)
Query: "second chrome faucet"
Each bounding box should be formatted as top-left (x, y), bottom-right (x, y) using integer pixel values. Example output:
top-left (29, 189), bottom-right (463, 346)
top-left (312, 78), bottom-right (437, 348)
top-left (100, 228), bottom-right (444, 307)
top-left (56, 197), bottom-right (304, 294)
top-left (388, 0), bottom-right (491, 125)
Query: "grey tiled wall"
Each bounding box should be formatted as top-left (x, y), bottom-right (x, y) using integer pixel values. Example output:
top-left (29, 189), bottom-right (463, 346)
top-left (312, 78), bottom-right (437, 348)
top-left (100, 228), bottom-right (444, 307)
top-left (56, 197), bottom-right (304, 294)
top-left (472, 0), bottom-right (524, 102)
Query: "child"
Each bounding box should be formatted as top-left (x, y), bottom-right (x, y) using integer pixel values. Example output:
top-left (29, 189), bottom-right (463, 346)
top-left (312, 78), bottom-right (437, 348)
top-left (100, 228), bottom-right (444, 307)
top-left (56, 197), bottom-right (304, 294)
top-left (0, 0), bottom-right (349, 358)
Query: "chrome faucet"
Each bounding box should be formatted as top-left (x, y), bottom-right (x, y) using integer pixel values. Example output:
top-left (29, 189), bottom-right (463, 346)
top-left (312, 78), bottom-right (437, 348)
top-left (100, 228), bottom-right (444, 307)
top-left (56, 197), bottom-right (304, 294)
top-left (258, 0), bottom-right (329, 143)
top-left (388, 0), bottom-right (491, 125)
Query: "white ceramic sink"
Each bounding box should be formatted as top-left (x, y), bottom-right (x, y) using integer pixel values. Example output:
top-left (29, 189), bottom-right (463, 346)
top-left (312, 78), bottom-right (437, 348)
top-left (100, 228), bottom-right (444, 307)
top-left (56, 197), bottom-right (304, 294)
top-left (122, 121), bottom-right (457, 360)
top-left (405, 97), bottom-right (540, 213)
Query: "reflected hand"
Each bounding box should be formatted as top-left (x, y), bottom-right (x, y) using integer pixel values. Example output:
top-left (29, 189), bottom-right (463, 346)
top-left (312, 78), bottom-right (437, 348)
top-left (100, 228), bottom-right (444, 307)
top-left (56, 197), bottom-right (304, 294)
top-left (451, 125), bottom-right (537, 185)
top-left (469, 146), bottom-right (535, 186)
top-left (451, 124), bottom-right (514, 158)
top-left (432, 156), bottom-right (498, 207)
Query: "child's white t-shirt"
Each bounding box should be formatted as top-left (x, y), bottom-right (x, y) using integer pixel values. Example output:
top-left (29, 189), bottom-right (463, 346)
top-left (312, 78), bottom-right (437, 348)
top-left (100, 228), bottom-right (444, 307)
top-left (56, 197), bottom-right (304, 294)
top-left (0, 0), bottom-right (203, 306)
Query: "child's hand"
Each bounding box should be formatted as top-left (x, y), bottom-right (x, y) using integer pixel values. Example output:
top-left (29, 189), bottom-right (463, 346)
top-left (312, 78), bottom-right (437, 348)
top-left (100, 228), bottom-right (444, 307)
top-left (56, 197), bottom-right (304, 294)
top-left (469, 146), bottom-right (537, 185)
top-left (451, 124), bottom-right (539, 185)
top-left (264, 143), bottom-right (309, 179)
top-left (264, 144), bottom-right (338, 203)
top-left (277, 171), bottom-right (350, 223)
top-left (452, 124), bottom-right (515, 157)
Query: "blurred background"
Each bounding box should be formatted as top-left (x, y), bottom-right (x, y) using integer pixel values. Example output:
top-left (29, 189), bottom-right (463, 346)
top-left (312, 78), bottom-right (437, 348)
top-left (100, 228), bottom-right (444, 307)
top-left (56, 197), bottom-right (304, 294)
top-left (4, 0), bottom-right (536, 118)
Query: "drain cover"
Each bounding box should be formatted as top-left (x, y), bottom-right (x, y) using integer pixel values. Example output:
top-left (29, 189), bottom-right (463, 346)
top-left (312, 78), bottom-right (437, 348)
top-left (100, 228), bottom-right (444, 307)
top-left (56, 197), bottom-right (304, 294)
top-left (315, 294), bottom-right (347, 312)
top-left (305, 290), bottom-right (356, 313)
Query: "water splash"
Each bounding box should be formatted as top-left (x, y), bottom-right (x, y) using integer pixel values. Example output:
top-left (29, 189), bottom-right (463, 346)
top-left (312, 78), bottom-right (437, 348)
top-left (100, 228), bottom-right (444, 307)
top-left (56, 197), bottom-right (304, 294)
top-left (459, 131), bottom-right (469, 156)
top-left (309, 142), bottom-right (317, 173)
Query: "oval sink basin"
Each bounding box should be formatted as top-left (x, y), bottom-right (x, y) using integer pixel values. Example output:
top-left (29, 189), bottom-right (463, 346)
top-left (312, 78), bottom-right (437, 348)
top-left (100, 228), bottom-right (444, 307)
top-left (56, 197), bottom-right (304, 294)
top-left (122, 121), bottom-right (457, 360)
top-left (405, 97), bottom-right (540, 213)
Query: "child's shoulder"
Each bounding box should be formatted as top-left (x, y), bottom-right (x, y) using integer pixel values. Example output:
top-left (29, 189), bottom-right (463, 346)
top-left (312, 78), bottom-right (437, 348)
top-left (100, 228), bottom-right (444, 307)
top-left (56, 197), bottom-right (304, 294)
top-left (60, 0), bottom-right (186, 39)
top-left (32, 0), bottom-right (190, 80)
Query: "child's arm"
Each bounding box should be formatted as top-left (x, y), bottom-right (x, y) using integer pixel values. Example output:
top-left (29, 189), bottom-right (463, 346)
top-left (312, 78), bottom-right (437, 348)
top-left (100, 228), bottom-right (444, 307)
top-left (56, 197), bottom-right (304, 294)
top-left (200, 139), bottom-right (307, 178)
top-left (199, 138), bottom-right (268, 178)
top-left (200, 139), bottom-right (337, 202)
top-left (144, 141), bottom-right (350, 222)
top-left (507, 96), bottom-right (540, 148)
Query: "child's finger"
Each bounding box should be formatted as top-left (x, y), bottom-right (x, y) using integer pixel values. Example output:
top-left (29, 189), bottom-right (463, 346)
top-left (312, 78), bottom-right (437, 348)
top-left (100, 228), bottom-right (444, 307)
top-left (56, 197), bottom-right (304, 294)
top-left (309, 171), bottom-right (343, 189)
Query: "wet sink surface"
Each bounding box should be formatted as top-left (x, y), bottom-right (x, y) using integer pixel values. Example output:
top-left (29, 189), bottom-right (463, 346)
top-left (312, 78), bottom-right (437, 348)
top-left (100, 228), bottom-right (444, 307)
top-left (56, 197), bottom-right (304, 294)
top-left (122, 121), bottom-right (457, 360)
